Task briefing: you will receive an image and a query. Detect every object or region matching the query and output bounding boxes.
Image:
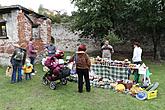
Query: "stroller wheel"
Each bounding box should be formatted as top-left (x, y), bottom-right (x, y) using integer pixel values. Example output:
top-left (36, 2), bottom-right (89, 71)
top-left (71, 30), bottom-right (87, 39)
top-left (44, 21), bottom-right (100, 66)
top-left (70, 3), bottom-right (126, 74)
top-left (42, 77), bottom-right (48, 85)
top-left (61, 78), bottom-right (67, 85)
top-left (49, 81), bottom-right (56, 90)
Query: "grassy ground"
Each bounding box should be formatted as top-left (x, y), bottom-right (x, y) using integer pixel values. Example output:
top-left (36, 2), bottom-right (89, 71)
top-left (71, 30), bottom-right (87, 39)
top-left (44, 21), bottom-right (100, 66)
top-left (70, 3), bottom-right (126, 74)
top-left (0, 61), bottom-right (165, 110)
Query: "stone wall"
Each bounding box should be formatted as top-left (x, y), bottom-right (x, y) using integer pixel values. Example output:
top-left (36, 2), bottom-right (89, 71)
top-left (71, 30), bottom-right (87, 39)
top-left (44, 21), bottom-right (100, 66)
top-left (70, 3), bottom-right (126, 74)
top-left (52, 24), bottom-right (100, 52)
top-left (0, 10), bottom-right (19, 54)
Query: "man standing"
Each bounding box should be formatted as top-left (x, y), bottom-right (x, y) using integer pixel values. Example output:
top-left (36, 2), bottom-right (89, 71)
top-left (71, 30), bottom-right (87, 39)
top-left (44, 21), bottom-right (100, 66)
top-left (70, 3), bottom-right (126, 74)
top-left (132, 42), bottom-right (142, 84)
top-left (10, 44), bottom-right (26, 83)
top-left (101, 40), bottom-right (114, 60)
top-left (45, 42), bottom-right (56, 57)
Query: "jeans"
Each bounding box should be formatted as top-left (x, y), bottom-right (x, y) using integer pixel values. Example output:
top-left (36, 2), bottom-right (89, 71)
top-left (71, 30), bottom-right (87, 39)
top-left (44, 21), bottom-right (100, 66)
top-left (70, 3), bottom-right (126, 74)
top-left (29, 57), bottom-right (35, 73)
top-left (77, 69), bottom-right (90, 92)
top-left (11, 65), bottom-right (22, 83)
top-left (25, 73), bottom-right (31, 80)
top-left (133, 61), bottom-right (141, 83)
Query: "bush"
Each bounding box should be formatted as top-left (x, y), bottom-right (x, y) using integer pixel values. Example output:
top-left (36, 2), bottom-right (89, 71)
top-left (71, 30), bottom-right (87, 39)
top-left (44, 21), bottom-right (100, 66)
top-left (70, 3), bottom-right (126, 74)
top-left (103, 31), bottom-right (123, 45)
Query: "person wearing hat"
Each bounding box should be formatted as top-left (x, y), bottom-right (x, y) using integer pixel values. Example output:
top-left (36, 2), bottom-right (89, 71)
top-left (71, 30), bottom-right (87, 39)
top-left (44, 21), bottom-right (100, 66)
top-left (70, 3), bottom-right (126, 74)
top-left (10, 43), bottom-right (26, 83)
top-left (69, 44), bottom-right (91, 93)
top-left (22, 59), bottom-right (33, 80)
top-left (132, 41), bottom-right (142, 84)
top-left (101, 40), bottom-right (114, 61)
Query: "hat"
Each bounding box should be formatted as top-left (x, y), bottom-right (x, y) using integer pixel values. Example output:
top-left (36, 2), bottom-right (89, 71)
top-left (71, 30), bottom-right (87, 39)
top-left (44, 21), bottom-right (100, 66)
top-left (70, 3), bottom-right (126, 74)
top-left (26, 62), bottom-right (31, 67)
top-left (78, 44), bottom-right (86, 51)
top-left (136, 91), bottom-right (147, 100)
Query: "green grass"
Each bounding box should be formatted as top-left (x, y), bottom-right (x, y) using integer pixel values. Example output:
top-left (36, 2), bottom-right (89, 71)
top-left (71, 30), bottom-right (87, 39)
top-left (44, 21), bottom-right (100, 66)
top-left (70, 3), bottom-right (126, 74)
top-left (0, 61), bottom-right (165, 110)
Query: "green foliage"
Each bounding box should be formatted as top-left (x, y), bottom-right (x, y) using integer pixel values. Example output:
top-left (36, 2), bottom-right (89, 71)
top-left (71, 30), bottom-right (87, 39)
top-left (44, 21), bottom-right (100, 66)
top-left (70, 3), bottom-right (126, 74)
top-left (123, 0), bottom-right (165, 60)
top-left (38, 4), bottom-right (44, 15)
top-left (38, 4), bottom-right (71, 24)
top-left (71, 0), bottom-right (114, 39)
top-left (72, 0), bottom-right (165, 60)
top-left (103, 31), bottom-right (123, 45)
top-left (49, 14), bottom-right (61, 24)
top-left (126, 0), bottom-right (165, 30)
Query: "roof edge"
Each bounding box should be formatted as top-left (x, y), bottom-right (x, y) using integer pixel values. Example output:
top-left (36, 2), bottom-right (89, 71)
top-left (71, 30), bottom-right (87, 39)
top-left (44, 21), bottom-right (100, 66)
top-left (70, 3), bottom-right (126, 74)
top-left (0, 5), bottom-right (50, 20)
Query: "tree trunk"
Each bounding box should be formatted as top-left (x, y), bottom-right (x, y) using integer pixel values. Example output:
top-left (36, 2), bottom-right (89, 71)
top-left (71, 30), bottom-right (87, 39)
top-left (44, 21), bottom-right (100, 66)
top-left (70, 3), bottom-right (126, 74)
top-left (152, 28), bottom-right (161, 61)
top-left (155, 37), bottom-right (161, 61)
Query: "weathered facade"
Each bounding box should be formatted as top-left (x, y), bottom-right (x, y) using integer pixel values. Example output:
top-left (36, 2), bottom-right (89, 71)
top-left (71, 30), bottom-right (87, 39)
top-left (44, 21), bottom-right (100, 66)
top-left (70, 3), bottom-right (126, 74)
top-left (52, 23), bottom-right (100, 52)
top-left (0, 5), bottom-right (51, 65)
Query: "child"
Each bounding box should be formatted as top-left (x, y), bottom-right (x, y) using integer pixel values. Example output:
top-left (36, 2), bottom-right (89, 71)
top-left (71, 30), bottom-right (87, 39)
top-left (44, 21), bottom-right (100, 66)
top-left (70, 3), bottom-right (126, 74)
top-left (23, 59), bottom-right (33, 80)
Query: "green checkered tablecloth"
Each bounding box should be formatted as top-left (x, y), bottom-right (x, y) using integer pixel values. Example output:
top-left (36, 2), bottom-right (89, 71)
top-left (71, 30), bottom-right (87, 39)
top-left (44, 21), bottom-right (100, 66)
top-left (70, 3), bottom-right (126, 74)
top-left (90, 64), bottom-right (129, 81)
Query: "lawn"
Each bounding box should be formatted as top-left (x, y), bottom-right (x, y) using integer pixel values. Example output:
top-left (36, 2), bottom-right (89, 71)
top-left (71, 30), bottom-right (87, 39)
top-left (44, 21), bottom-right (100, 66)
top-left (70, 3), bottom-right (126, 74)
top-left (0, 61), bottom-right (165, 110)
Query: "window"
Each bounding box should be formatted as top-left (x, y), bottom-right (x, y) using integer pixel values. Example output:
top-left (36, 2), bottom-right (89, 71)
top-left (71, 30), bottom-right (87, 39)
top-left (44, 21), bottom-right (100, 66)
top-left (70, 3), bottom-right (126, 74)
top-left (0, 21), bottom-right (7, 39)
top-left (32, 27), bottom-right (40, 39)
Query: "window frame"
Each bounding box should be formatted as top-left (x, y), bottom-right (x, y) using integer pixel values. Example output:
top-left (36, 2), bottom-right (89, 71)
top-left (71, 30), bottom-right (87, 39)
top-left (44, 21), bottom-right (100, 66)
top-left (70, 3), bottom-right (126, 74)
top-left (0, 20), bottom-right (8, 39)
top-left (32, 25), bottom-right (41, 39)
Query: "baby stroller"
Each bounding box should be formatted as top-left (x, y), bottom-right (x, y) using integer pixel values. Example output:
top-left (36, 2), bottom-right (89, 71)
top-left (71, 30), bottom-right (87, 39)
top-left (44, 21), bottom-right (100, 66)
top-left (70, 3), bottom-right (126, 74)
top-left (42, 50), bottom-right (71, 90)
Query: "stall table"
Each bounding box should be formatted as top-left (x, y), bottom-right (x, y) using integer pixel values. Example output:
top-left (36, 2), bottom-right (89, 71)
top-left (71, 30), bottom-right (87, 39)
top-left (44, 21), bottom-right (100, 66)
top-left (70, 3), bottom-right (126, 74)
top-left (90, 64), bottom-right (129, 81)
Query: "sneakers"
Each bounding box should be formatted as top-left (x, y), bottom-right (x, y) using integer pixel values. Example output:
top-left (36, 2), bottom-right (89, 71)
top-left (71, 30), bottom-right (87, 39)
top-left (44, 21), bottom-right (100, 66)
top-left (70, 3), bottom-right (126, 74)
top-left (31, 73), bottom-right (36, 75)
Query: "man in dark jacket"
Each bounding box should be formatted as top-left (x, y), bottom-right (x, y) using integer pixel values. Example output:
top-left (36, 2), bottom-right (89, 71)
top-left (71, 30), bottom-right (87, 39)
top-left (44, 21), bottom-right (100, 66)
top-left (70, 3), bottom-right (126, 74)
top-left (10, 44), bottom-right (26, 83)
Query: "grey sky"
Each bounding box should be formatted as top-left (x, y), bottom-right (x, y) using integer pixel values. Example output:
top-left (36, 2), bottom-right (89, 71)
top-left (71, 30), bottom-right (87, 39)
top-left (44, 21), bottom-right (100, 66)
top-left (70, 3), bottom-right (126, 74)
top-left (0, 0), bottom-right (76, 15)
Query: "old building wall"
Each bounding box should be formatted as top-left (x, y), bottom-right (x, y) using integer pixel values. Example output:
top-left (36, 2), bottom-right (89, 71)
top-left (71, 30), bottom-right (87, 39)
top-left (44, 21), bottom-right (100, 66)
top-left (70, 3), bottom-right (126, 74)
top-left (0, 10), bottom-right (19, 66)
top-left (39, 19), bottom-right (48, 43)
top-left (47, 19), bottom-right (52, 43)
top-left (31, 18), bottom-right (52, 53)
top-left (17, 10), bottom-right (26, 44)
top-left (52, 24), bottom-right (100, 52)
top-left (0, 11), bottom-right (52, 66)
top-left (0, 10), bottom-right (19, 53)
top-left (24, 15), bottom-right (32, 42)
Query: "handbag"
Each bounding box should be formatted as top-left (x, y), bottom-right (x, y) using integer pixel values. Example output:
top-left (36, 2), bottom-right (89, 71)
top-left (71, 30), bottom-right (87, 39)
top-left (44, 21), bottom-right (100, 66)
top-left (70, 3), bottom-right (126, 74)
top-left (70, 53), bottom-right (78, 75)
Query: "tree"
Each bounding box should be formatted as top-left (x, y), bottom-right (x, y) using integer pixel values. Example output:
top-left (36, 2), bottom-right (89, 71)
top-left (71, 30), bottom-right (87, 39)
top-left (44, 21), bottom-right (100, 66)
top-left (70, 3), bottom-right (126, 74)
top-left (72, 0), bottom-right (165, 60)
top-left (38, 4), bottom-right (45, 15)
top-left (38, 4), bottom-right (71, 24)
top-left (72, 0), bottom-right (115, 39)
top-left (124, 0), bottom-right (165, 60)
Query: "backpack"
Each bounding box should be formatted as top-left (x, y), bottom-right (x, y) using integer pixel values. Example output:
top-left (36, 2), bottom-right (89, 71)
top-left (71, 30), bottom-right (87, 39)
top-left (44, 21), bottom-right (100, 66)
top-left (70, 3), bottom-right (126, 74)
top-left (13, 48), bottom-right (24, 61)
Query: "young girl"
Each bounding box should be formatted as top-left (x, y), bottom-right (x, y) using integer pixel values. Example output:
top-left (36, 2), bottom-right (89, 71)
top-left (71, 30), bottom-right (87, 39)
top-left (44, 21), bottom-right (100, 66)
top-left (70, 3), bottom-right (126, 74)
top-left (23, 59), bottom-right (33, 80)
